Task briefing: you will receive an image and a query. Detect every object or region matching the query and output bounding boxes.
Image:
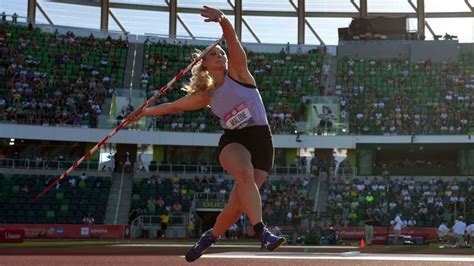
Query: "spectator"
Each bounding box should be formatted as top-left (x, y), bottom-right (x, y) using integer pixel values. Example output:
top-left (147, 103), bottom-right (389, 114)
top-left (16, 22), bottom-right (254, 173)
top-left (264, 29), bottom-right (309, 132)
top-left (391, 213), bottom-right (404, 245)
top-left (155, 196), bottom-right (165, 209)
top-left (146, 197), bottom-right (156, 215)
top-left (171, 174), bottom-right (180, 184)
top-left (171, 201), bottom-right (183, 213)
top-left (218, 187), bottom-right (226, 201)
top-left (467, 222), bottom-right (474, 248)
top-left (160, 212), bottom-right (169, 238)
top-left (406, 216), bottom-right (417, 227)
top-left (80, 172), bottom-right (88, 181)
top-left (437, 221), bottom-right (449, 245)
top-left (69, 177), bottom-right (76, 188)
top-left (129, 207), bottom-right (142, 223)
top-left (363, 209), bottom-right (376, 245)
top-left (194, 175), bottom-right (202, 186)
top-left (20, 184), bottom-right (30, 193)
top-left (124, 152), bottom-right (132, 170)
top-left (188, 216), bottom-right (196, 238)
top-left (452, 216), bottom-right (467, 247)
top-left (83, 213), bottom-right (95, 225)
top-left (199, 164), bottom-right (208, 173)
top-left (228, 224), bottom-right (239, 240)
top-left (365, 192), bottom-right (374, 205)
top-left (216, 175), bottom-right (224, 186)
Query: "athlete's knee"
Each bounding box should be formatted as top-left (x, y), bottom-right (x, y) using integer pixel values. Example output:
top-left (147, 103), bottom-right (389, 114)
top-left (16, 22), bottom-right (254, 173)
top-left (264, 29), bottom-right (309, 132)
top-left (233, 166), bottom-right (254, 183)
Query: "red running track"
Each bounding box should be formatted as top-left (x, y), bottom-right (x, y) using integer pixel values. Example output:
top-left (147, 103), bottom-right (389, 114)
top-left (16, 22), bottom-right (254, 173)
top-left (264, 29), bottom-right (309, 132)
top-left (1, 255), bottom-right (473, 266)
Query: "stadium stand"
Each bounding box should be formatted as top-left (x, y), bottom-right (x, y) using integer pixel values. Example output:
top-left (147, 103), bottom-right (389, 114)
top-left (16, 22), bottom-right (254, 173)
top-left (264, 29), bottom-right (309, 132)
top-left (326, 176), bottom-right (473, 228)
top-left (0, 21), bottom-right (127, 128)
top-left (261, 176), bottom-right (312, 227)
top-left (1, 10), bottom-right (472, 246)
top-left (131, 174), bottom-right (194, 221)
top-left (130, 174), bottom-right (314, 228)
top-left (142, 40), bottom-right (325, 133)
top-left (0, 173), bottom-right (111, 224)
top-left (337, 56), bottom-right (473, 135)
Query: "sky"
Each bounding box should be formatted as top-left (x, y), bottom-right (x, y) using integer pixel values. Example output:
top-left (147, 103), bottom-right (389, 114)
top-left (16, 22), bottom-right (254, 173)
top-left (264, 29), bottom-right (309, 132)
top-left (1, 0), bottom-right (474, 45)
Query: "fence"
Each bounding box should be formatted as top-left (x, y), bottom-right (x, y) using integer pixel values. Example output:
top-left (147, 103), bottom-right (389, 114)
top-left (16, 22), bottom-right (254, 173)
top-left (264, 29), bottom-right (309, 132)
top-left (0, 159), bottom-right (101, 172)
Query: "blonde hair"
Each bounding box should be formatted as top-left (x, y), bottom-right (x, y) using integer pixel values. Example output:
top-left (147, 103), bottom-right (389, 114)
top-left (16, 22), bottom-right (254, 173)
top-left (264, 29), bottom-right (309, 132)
top-left (182, 50), bottom-right (215, 95)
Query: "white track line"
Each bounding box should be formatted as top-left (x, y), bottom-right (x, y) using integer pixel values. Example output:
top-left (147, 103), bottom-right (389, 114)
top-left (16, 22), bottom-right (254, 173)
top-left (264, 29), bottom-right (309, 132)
top-left (200, 252), bottom-right (474, 262)
top-left (112, 244), bottom-right (357, 249)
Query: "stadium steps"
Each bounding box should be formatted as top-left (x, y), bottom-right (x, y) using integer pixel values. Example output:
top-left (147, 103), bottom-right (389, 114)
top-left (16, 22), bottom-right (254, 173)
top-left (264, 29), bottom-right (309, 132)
top-left (325, 55), bottom-right (337, 91)
top-left (97, 97), bottom-right (113, 128)
top-left (101, 97), bottom-right (113, 117)
top-left (104, 172), bottom-right (133, 225)
top-left (307, 176), bottom-right (319, 205)
top-left (316, 177), bottom-right (329, 213)
top-left (123, 41), bottom-right (144, 90)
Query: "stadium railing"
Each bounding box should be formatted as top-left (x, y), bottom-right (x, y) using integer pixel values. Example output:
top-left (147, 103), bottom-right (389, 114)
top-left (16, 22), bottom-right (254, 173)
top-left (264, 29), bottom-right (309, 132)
top-left (130, 214), bottom-right (188, 239)
top-left (195, 192), bottom-right (230, 201)
top-left (0, 159), bottom-right (101, 171)
top-left (0, 159), bottom-right (308, 176)
top-left (330, 167), bottom-right (357, 177)
top-left (138, 162), bottom-right (307, 176)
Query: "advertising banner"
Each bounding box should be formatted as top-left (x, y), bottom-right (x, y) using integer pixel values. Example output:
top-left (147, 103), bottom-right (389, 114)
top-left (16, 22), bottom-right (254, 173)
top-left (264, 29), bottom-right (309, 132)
top-left (336, 226), bottom-right (438, 244)
top-left (0, 224), bottom-right (130, 239)
top-left (0, 228), bottom-right (25, 243)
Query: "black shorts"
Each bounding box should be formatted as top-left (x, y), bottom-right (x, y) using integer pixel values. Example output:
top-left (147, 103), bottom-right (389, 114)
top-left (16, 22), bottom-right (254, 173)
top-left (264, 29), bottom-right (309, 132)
top-left (161, 223), bottom-right (167, 230)
top-left (217, 125), bottom-right (274, 173)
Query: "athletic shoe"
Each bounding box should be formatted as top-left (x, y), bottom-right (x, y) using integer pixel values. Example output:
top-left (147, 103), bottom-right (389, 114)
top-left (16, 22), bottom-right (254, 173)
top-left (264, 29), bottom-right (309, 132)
top-left (259, 227), bottom-right (286, 251)
top-left (185, 229), bottom-right (218, 262)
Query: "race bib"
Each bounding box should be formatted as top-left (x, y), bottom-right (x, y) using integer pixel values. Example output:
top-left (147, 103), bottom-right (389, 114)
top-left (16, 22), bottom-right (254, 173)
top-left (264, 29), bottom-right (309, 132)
top-left (224, 102), bottom-right (253, 129)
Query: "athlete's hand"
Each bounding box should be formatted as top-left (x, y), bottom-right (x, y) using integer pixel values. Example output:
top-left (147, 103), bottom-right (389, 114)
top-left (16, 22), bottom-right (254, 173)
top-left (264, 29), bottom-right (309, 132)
top-left (127, 108), bottom-right (145, 123)
top-left (200, 6), bottom-right (225, 23)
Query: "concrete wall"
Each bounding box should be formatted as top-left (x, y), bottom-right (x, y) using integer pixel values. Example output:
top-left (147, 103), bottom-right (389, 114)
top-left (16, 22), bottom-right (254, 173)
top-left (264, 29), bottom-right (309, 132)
top-left (459, 43), bottom-right (474, 54)
top-left (410, 40), bottom-right (458, 63)
top-left (2, 124), bottom-right (474, 149)
top-left (338, 40), bottom-right (459, 63)
top-left (338, 41), bottom-right (410, 60)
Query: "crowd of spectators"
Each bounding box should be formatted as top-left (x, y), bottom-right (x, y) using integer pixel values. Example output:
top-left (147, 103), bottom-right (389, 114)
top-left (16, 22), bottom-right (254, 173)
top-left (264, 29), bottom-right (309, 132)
top-left (374, 158), bottom-right (457, 175)
top-left (129, 173), bottom-right (314, 239)
top-left (130, 174), bottom-right (191, 226)
top-left (0, 21), bottom-right (127, 128)
top-left (327, 176), bottom-right (473, 227)
top-left (261, 175), bottom-right (312, 228)
top-left (247, 45), bottom-right (324, 98)
top-left (141, 40), bottom-right (221, 131)
top-left (267, 102), bottom-right (299, 134)
top-left (141, 40), bottom-right (327, 133)
top-left (310, 155), bottom-right (337, 177)
top-left (337, 57), bottom-right (472, 135)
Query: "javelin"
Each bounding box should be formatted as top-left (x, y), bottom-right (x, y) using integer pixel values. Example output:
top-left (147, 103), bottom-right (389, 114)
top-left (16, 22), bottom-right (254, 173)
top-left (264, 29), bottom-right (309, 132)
top-left (32, 36), bottom-right (225, 203)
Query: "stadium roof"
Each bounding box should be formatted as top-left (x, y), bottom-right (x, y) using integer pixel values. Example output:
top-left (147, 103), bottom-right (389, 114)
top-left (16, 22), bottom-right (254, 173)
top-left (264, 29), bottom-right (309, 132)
top-left (1, 0), bottom-right (474, 44)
